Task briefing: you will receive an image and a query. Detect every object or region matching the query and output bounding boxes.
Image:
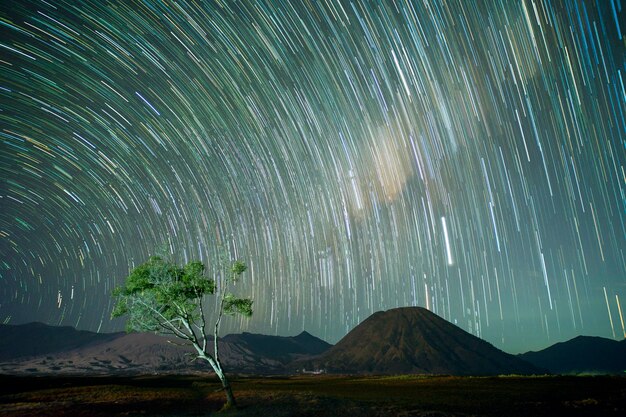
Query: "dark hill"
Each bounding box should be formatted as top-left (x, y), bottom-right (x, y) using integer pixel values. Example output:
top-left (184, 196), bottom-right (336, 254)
top-left (0, 322), bottom-right (123, 361)
top-left (222, 331), bottom-right (331, 362)
top-left (519, 335), bottom-right (626, 374)
top-left (298, 307), bottom-right (541, 375)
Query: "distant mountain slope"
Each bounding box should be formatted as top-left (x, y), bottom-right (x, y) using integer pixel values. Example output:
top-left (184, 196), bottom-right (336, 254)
top-left (0, 322), bottom-right (331, 375)
top-left (298, 307), bottom-right (541, 375)
top-left (222, 331), bottom-right (331, 362)
top-left (519, 335), bottom-right (626, 374)
top-left (0, 332), bottom-right (205, 375)
top-left (0, 322), bottom-right (123, 361)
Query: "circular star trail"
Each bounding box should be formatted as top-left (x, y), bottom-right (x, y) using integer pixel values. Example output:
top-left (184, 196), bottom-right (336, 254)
top-left (1, 0), bottom-right (625, 352)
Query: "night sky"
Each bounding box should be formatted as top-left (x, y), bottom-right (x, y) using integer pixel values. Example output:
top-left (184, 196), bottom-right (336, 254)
top-left (1, 0), bottom-right (625, 353)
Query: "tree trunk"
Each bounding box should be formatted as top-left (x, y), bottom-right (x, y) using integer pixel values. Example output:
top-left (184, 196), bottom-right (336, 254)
top-left (214, 365), bottom-right (236, 409)
top-left (222, 380), bottom-right (236, 409)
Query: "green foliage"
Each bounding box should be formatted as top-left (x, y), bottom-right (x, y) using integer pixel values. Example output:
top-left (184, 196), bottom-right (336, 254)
top-left (231, 260), bottom-right (247, 276)
top-left (111, 255), bottom-right (252, 335)
top-left (224, 293), bottom-right (253, 316)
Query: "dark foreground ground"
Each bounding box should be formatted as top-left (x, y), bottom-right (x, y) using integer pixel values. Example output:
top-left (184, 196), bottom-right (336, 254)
top-left (0, 374), bottom-right (625, 417)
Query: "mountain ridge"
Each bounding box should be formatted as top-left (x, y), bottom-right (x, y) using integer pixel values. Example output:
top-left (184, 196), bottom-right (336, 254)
top-left (5, 310), bottom-right (622, 376)
top-left (0, 322), bottom-right (330, 375)
top-left (519, 335), bottom-right (626, 374)
top-left (0, 322), bottom-right (125, 361)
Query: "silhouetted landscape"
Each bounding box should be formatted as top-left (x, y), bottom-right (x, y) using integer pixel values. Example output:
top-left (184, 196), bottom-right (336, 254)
top-left (1, 307), bottom-right (625, 416)
top-left (2, 307), bottom-right (624, 376)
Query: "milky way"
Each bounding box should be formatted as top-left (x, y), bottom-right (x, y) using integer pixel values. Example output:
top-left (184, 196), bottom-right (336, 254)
top-left (1, 0), bottom-right (625, 352)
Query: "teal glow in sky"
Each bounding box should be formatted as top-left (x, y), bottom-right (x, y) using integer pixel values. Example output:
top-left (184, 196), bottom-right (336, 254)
top-left (1, 0), bottom-right (625, 353)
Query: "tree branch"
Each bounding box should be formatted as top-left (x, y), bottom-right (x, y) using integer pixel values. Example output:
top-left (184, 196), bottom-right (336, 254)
top-left (197, 294), bottom-right (209, 353)
top-left (171, 299), bottom-right (198, 341)
top-left (135, 298), bottom-right (192, 340)
top-left (213, 268), bottom-right (230, 374)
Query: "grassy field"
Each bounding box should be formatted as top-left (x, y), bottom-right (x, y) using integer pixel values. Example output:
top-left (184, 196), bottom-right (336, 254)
top-left (1, 374), bottom-right (625, 416)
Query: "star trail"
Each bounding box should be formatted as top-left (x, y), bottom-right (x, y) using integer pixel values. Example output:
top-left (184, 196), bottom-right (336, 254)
top-left (1, 0), bottom-right (625, 353)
